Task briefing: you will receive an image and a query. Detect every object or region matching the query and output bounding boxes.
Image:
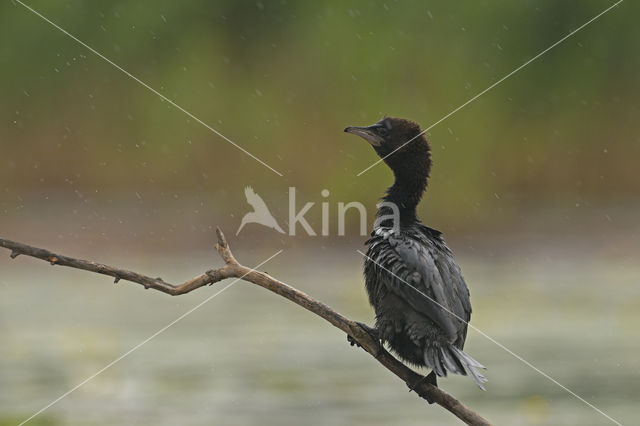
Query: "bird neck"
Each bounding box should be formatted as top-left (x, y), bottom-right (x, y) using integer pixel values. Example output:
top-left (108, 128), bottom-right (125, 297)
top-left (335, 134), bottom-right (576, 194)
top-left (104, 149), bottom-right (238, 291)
top-left (377, 171), bottom-right (428, 227)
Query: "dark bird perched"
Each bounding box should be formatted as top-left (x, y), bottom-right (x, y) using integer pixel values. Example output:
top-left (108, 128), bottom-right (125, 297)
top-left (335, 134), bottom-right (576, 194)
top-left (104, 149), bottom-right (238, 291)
top-left (345, 117), bottom-right (486, 390)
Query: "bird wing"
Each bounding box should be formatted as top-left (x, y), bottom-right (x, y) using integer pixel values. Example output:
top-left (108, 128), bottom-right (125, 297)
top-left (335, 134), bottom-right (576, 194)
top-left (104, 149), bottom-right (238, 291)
top-left (422, 226), bottom-right (472, 347)
top-left (244, 186), bottom-right (267, 211)
top-left (367, 228), bottom-right (470, 343)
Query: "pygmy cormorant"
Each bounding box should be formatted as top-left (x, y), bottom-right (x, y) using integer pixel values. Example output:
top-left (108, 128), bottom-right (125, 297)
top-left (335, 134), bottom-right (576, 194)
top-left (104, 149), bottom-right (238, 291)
top-left (345, 117), bottom-right (486, 390)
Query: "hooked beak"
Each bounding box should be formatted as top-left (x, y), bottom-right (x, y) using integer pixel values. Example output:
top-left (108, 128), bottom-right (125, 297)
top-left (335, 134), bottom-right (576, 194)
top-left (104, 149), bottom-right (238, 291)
top-left (344, 125), bottom-right (383, 146)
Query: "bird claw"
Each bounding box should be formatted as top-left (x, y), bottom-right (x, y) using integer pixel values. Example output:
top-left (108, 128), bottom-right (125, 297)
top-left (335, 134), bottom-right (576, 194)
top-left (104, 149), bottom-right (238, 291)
top-left (356, 321), bottom-right (379, 340)
top-left (347, 322), bottom-right (379, 349)
top-left (408, 371), bottom-right (438, 404)
top-left (347, 322), bottom-right (387, 360)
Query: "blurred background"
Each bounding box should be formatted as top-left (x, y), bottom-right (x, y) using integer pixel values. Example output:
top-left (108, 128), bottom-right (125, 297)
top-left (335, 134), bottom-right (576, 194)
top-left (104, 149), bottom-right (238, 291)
top-left (1, 0), bottom-right (638, 425)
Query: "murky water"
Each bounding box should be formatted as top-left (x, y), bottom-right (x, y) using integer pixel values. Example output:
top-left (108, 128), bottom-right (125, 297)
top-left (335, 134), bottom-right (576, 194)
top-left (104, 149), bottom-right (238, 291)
top-left (1, 244), bottom-right (638, 425)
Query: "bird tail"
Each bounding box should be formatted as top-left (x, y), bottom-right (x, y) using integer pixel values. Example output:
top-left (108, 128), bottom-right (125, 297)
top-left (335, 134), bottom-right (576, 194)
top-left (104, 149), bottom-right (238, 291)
top-left (423, 344), bottom-right (487, 390)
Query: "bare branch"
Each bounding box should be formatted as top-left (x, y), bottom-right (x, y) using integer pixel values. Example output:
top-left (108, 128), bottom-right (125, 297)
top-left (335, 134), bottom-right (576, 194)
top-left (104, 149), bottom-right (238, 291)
top-left (0, 231), bottom-right (490, 425)
top-left (0, 237), bottom-right (237, 296)
top-left (215, 226), bottom-right (238, 265)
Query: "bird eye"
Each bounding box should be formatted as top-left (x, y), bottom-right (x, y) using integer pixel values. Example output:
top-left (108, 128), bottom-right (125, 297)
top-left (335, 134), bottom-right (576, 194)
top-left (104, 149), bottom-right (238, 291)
top-left (378, 127), bottom-right (388, 136)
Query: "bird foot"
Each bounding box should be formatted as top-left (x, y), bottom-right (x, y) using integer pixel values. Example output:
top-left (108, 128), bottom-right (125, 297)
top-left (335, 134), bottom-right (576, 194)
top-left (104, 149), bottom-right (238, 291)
top-left (347, 322), bottom-right (379, 345)
top-left (408, 371), bottom-right (438, 404)
top-left (356, 321), bottom-right (379, 339)
top-left (347, 334), bottom-right (360, 347)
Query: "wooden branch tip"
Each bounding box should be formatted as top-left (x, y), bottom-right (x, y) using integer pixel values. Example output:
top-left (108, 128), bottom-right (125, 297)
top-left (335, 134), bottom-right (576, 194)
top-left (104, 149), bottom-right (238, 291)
top-left (215, 227), bottom-right (227, 248)
top-left (215, 227), bottom-right (238, 265)
top-left (0, 230), bottom-right (490, 425)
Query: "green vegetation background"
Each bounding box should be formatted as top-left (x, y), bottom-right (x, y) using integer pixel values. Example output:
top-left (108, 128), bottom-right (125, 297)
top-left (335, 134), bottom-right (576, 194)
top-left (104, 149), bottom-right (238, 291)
top-left (1, 0), bottom-right (638, 231)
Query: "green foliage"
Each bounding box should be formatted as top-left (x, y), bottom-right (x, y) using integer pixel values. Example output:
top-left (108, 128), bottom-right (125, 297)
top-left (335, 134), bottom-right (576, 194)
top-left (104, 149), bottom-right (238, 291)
top-left (1, 1), bottom-right (638, 228)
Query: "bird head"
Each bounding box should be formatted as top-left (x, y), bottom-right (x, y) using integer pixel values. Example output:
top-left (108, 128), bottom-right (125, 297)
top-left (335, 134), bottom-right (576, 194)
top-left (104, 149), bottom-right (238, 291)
top-left (345, 117), bottom-right (431, 179)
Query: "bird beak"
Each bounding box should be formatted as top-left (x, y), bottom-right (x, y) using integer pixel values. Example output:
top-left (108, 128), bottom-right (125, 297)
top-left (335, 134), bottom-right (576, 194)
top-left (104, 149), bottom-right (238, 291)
top-left (344, 125), bottom-right (383, 146)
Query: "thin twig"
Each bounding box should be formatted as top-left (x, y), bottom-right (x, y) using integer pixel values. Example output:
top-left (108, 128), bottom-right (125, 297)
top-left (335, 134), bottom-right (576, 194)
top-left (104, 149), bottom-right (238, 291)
top-left (0, 229), bottom-right (490, 425)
